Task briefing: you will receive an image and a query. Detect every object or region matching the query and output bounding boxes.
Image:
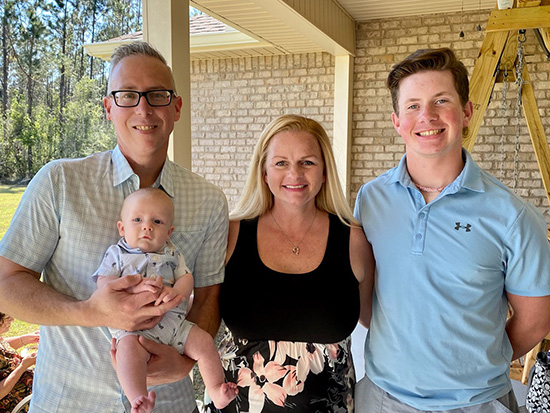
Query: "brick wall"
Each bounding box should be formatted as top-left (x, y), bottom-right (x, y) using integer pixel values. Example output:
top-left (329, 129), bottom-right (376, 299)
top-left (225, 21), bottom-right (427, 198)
top-left (190, 9), bottom-right (550, 224)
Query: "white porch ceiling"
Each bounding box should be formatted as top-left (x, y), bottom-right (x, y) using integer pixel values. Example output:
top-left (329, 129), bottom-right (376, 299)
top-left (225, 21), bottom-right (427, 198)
top-left (189, 0), bottom-right (500, 59)
top-left (336, 0), bottom-right (497, 20)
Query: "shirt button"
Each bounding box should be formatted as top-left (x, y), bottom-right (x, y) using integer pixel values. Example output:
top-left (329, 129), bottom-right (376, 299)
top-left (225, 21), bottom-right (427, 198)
top-left (419, 213), bottom-right (425, 219)
top-left (415, 233), bottom-right (422, 240)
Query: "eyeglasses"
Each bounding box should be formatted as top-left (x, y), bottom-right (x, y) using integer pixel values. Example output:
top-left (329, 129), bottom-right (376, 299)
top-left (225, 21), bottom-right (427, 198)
top-left (110, 90), bottom-right (175, 107)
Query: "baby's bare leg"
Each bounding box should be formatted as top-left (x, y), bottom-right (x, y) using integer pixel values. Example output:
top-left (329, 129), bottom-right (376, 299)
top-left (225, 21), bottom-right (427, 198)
top-left (184, 326), bottom-right (238, 409)
top-left (115, 335), bottom-right (156, 413)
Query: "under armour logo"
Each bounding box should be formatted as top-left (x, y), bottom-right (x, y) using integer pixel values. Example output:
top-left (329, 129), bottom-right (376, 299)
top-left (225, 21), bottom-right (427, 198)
top-left (455, 222), bottom-right (471, 232)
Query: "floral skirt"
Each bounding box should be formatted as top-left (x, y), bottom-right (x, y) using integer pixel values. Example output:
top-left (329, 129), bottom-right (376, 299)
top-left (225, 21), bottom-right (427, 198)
top-left (205, 330), bottom-right (355, 413)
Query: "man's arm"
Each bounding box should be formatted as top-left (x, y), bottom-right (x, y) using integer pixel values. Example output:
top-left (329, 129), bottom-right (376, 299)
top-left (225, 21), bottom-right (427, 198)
top-left (0, 256), bottom-right (180, 331)
top-left (506, 293), bottom-right (550, 360)
top-left (186, 284), bottom-right (221, 337)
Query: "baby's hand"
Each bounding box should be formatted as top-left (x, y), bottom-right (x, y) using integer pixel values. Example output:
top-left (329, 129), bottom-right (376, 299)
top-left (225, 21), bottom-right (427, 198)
top-left (154, 286), bottom-right (183, 306)
top-left (129, 275), bottom-right (163, 295)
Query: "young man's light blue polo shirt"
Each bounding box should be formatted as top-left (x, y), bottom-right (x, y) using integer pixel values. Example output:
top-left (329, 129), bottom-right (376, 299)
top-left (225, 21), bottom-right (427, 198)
top-left (354, 149), bottom-right (550, 411)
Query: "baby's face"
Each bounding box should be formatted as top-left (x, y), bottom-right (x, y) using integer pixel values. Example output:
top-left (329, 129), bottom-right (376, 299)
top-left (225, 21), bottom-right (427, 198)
top-left (118, 195), bottom-right (174, 253)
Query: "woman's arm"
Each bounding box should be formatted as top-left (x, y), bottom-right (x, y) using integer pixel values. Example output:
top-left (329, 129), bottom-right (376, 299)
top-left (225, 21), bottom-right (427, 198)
top-left (4, 332), bottom-right (39, 351)
top-left (0, 353), bottom-right (36, 400)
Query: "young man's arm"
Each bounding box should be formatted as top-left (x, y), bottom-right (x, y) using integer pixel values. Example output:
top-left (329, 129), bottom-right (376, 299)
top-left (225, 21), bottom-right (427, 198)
top-left (506, 293), bottom-right (550, 360)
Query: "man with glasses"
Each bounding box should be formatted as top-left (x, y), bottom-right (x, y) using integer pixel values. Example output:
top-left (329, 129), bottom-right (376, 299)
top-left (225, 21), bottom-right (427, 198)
top-left (0, 42), bottom-right (228, 412)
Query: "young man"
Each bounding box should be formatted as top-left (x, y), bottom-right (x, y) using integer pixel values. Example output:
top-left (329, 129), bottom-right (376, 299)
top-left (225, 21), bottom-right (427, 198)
top-left (354, 48), bottom-right (550, 412)
top-left (0, 42), bottom-right (228, 412)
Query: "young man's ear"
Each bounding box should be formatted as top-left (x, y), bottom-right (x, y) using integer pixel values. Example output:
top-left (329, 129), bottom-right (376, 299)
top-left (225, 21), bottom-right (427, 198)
top-left (391, 112), bottom-right (401, 134)
top-left (462, 101), bottom-right (473, 127)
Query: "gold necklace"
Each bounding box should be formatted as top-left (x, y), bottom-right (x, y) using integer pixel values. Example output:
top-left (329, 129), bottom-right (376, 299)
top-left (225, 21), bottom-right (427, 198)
top-left (270, 208), bottom-right (317, 255)
top-left (412, 180), bottom-right (447, 193)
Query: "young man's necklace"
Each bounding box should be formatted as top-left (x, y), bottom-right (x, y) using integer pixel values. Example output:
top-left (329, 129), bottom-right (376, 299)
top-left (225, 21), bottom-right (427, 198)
top-left (412, 181), bottom-right (446, 193)
top-left (270, 208), bottom-right (317, 255)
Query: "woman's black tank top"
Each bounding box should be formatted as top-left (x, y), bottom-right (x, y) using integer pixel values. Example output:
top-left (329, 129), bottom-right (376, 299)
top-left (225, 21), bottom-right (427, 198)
top-left (220, 213), bottom-right (359, 343)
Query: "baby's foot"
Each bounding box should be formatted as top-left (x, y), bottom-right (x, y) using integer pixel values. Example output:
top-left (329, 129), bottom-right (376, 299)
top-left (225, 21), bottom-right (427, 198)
top-left (132, 390), bottom-right (156, 413)
top-left (210, 382), bottom-right (238, 409)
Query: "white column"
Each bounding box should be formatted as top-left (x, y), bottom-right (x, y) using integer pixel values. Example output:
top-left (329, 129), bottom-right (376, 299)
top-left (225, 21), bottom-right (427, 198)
top-left (142, 0), bottom-right (191, 168)
top-left (333, 54), bottom-right (354, 198)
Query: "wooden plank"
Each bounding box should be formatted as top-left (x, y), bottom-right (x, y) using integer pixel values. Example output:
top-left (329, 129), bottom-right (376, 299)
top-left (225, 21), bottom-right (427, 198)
top-left (521, 67), bottom-right (550, 206)
top-left (500, 31), bottom-right (519, 73)
top-left (486, 5), bottom-right (550, 32)
top-left (517, 0), bottom-right (542, 7)
top-left (464, 31), bottom-right (510, 152)
top-left (539, 27), bottom-right (550, 52)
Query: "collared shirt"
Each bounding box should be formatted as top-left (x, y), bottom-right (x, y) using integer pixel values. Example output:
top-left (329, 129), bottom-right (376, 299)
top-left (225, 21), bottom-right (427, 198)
top-left (0, 146), bottom-right (228, 412)
top-left (92, 238), bottom-right (191, 288)
top-left (354, 149), bottom-right (550, 410)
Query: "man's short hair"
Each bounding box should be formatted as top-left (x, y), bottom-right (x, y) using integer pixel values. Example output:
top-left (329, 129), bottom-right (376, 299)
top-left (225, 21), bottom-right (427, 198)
top-left (107, 41), bottom-right (174, 93)
top-left (386, 47), bottom-right (470, 114)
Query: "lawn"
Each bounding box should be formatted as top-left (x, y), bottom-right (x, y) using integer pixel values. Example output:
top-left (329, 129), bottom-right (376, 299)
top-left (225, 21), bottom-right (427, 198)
top-left (0, 183), bottom-right (26, 238)
top-left (0, 183), bottom-right (40, 338)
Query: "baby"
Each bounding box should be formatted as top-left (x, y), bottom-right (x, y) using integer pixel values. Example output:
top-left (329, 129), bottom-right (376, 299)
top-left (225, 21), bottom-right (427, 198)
top-left (93, 188), bottom-right (237, 413)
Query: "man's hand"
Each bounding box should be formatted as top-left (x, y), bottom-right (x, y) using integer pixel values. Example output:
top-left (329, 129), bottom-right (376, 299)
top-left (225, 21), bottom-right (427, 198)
top-left (139, 336), bottom-right (195, 386)
top-left (110, 336), bottom-right (194, 386)
top-left (86, 274), bottom-right (183, 331)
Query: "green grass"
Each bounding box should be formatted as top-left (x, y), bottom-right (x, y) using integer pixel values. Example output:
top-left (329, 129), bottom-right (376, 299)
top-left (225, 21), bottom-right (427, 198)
top-left (0, 183), bottom-right (40, 337)
top-left (0, 183), bottom-right (26, 239)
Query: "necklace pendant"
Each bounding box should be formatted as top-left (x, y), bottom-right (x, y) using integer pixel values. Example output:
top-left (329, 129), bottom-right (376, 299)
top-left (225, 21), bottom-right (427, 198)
top-left (292, 246), bottom-right (300, 255)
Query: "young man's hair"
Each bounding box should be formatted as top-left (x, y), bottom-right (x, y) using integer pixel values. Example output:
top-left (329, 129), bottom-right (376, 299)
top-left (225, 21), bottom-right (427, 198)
top-left (107, 41), bottom-right (175, 93)
top-left (386, 47), bottom-right (470, 114)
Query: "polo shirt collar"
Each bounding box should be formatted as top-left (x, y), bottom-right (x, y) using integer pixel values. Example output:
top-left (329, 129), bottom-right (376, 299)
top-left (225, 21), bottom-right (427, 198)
top-left (111, 145), bottom-right (175, 197)
top-left (387, 148), bottom-right (485, 194)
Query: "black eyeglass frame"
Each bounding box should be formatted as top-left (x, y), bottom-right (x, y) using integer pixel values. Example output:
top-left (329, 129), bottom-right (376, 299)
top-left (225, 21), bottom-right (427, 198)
top-left (110, 89), bottom-right (176, 107)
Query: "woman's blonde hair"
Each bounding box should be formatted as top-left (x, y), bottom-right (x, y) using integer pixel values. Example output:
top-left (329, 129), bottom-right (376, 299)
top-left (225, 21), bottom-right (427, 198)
top-left (231, 114), bottom-right (358, 226)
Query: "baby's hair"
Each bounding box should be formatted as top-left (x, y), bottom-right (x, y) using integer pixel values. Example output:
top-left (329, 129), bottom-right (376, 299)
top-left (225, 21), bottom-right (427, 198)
top-left (121, 188), bottom-right (174, 222)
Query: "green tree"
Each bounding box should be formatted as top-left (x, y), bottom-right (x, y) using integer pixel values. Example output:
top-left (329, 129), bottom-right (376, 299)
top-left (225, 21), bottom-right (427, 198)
top-left (0, 0), bottom-right (142, 181)
top-left (60, 77), bottom-right (115, 159)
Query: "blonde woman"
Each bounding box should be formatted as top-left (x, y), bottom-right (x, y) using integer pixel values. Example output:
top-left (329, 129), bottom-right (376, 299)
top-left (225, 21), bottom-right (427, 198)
top-left (205, 114), bottom-right (374, 412)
